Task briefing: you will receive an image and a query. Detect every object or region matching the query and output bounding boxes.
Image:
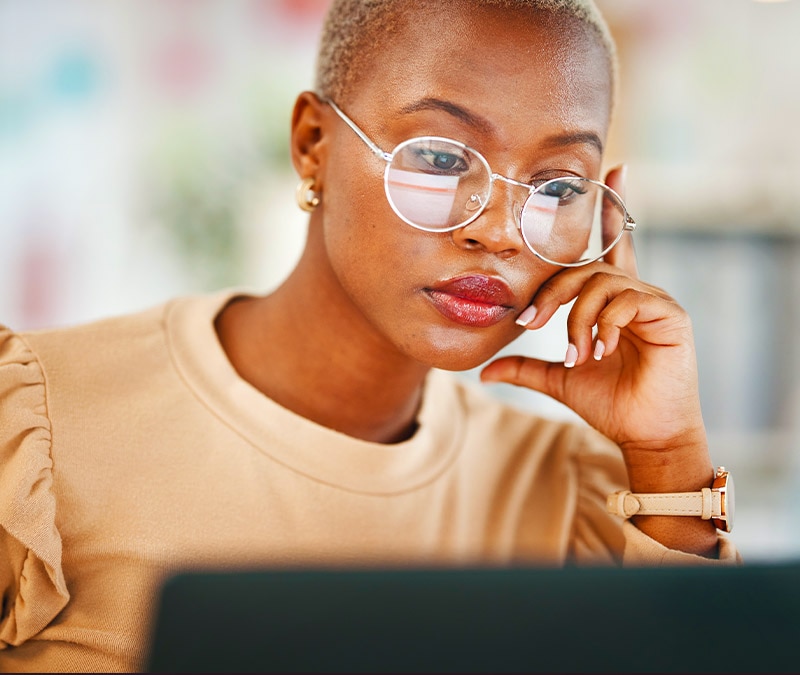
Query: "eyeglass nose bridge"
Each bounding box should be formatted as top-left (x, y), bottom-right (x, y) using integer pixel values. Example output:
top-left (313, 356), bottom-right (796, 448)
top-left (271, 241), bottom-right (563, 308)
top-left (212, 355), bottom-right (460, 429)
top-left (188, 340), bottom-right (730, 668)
top-left (460, 173), bottom-right (540, 262)
top-left (491, 173), bottom-right (536, 191)
top-left (465, 171), bottom-right (536, 215)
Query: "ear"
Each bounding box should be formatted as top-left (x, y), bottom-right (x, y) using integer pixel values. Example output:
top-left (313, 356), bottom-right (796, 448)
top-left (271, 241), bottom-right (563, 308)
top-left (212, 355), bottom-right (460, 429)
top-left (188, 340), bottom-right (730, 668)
top-left (290, 91), bottom-right (328, 187)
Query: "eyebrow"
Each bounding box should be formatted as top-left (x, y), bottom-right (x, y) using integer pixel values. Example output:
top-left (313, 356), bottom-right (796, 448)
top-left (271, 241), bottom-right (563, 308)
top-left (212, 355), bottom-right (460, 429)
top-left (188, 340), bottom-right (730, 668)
top-left (540, 131), bottom-right (604, 155)
top-left (397, 97), bottom-right (494, 135)
top-left (397, 97), bottom-right (604, 155)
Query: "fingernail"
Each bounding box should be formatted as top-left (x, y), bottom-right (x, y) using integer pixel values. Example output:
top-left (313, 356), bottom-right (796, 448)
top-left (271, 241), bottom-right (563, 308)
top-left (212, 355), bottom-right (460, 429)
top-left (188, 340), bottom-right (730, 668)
top-left (593, 339), bottom-right (605, 361)
top-left (516, 305), bottom-right (537, 327)
top-left (564, 343), bottom-right (578, 368)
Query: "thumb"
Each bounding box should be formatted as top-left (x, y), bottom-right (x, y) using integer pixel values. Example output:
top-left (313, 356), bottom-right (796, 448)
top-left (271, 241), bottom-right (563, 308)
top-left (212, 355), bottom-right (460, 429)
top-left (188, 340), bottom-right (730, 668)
top-left (480, 355), bottom-right (566, 402)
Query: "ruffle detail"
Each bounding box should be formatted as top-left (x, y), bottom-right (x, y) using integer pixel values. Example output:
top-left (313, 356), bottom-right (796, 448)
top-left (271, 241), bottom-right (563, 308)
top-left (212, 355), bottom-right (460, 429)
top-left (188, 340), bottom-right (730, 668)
top-left (0, 327), bottom-right (69, 648)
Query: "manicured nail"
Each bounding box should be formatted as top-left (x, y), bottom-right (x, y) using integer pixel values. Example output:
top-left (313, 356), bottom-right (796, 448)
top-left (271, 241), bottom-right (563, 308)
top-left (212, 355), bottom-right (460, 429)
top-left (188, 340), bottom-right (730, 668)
top-left (564, 343), bottom-right (578, 368)
top-left (593, 339), bottom-right (605, 361)
top-left (516, 305), bottom-right (537, 327)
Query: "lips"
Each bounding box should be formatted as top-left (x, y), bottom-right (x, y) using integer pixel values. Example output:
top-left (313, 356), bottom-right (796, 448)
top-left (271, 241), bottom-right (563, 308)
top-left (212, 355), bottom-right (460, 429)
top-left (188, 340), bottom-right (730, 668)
top-left (424, 275), bottom-right (516, 328)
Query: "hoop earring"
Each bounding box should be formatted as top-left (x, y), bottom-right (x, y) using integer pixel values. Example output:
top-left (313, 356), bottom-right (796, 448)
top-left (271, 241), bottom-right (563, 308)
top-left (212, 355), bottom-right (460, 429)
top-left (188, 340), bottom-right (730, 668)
top-left (296, 177), bottom-right (320, 212)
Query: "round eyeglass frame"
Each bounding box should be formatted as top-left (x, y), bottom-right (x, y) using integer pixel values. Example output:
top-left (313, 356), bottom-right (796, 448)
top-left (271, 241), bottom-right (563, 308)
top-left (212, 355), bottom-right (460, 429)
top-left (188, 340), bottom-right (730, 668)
top-left (326, 99), bottom-right (636, 268)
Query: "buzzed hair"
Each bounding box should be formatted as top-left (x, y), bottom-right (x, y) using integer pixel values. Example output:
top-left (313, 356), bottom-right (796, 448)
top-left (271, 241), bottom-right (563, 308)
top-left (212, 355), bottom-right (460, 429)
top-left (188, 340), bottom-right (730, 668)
top-left (314, 0), bottom-right (618, 104)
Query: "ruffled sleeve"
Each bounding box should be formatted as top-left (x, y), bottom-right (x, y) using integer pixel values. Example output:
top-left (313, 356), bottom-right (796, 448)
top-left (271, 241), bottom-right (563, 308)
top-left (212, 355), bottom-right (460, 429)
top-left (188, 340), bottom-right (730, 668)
top-left (0, 327), bottom-right (69, 648)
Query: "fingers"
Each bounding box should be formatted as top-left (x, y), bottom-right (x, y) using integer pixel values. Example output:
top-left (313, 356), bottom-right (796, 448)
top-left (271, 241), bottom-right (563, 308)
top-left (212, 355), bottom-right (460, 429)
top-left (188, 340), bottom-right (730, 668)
top-left (567, 282), bottom-right (684, 367)
top-left (602, 165), bottom-right (639, 279)
top-left (518, 263), bottom-right (671, 332)
top-left (481, 354), bottom-right (566, 400)
top-left (516, 263), bottom-right (681, 368)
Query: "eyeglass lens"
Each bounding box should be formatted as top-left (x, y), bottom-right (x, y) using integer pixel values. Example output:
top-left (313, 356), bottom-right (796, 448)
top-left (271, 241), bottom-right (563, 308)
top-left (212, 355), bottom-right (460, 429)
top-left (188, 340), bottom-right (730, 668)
top-left (384, 137), bottom-right (628, 265)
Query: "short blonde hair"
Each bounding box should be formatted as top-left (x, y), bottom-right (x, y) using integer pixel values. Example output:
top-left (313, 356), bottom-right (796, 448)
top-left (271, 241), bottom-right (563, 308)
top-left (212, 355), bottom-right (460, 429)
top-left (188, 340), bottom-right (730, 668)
top-left (314, 0), bottom-right (617, 105)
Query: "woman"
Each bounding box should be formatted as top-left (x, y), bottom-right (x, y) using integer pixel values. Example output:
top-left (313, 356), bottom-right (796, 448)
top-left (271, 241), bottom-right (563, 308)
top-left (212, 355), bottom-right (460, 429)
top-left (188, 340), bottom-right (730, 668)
top-left (0, 0), bottom-right (738, 671)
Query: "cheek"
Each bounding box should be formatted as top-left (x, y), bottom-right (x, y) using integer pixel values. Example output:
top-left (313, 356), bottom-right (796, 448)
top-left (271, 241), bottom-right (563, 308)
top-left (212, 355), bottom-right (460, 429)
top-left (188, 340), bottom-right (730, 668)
top-left (321, 146), bottom-right (431, 288)
top-left (325, 218), bottom-right (428, 302)
top-left (321, 176), bottom-right (423, 315)
top-left (323, 148), bottom-right (387, 248)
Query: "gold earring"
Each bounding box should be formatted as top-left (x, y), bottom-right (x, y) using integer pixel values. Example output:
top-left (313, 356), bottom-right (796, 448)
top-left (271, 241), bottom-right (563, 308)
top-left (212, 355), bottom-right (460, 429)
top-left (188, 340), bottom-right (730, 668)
top-left (296, 177), bottom-right (320, 212)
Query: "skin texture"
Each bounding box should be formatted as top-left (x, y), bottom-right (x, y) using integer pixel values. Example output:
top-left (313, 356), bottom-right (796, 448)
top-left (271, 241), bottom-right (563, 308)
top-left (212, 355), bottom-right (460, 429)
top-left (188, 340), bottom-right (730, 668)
top-left (216, 3), bottom-right (718, 556)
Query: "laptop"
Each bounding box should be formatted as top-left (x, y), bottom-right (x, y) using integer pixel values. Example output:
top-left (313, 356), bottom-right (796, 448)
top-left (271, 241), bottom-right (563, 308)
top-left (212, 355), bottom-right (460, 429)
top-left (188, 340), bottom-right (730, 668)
top-left (147, 562), bottom-right (800, 673)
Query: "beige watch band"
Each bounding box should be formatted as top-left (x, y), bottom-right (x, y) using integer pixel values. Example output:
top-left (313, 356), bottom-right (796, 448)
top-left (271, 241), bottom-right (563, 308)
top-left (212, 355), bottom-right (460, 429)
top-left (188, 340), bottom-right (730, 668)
top-left (606, 487), bottom-right (722, 520)
top-left (607, 467), bottom-right (734, 533)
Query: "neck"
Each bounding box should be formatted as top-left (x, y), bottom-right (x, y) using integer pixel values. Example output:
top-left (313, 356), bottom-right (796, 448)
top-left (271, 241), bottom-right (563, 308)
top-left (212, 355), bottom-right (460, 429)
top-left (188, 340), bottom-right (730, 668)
top-left (216, 236), bottom-right (430, 444)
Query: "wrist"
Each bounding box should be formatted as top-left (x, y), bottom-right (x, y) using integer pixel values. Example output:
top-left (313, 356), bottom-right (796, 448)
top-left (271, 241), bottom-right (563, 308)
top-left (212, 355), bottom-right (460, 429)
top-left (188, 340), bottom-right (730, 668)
top-left (620, 438), bottom-right (714, 493)
top-left (608, 466), bottom-right (734, 536)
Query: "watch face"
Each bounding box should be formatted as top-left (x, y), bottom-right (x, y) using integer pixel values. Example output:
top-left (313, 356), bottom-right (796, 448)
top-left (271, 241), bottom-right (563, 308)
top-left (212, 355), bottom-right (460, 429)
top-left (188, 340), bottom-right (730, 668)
top-left (713, 469), bottom-right (734, 533)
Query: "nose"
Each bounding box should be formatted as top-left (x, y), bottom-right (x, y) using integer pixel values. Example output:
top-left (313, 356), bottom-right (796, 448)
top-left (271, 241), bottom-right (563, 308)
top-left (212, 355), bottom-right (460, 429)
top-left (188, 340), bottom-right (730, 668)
top-left (450, 180), bottom-right (525, 259)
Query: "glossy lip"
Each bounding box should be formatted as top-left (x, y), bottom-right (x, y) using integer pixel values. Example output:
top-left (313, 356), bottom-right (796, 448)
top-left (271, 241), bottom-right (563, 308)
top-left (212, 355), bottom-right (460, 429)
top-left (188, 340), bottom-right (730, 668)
top-left (424, 274), bottom-right (516, 328)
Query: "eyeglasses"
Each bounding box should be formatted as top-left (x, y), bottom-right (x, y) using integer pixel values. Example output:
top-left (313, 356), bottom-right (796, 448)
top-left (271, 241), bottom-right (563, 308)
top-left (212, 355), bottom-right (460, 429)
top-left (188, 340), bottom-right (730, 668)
top-left (326, 99), bottom-right (636, 267)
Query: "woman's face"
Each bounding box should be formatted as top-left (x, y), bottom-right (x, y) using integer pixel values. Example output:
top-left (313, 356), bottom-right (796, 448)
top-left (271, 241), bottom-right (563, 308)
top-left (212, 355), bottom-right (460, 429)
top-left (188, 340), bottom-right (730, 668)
top-left (307, 4), bottom-right (612, 371)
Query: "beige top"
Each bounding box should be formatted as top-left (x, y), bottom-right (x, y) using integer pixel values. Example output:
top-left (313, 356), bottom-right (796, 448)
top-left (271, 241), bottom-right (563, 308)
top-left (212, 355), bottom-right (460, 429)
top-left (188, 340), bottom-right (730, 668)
top-left (0, 291), bottom-right (739, 672)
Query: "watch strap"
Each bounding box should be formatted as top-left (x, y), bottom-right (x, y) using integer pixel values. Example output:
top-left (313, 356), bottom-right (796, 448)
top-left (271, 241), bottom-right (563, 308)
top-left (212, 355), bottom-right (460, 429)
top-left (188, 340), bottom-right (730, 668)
top-left (607, 487), bottom-right (722, 520)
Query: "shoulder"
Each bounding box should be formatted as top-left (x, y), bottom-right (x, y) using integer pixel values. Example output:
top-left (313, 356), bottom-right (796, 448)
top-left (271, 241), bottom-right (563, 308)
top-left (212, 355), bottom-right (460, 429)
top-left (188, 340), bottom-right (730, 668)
top-left (431, 371), bottom-right (628, 563)
top-left (15, 290), bottom-right (239, 396)
top-left (20, 300), bottom-right (172, 373)
top-left (443, 371), bottom-right (622, 464)
top-left (435, 370), bottom-right (628, 500)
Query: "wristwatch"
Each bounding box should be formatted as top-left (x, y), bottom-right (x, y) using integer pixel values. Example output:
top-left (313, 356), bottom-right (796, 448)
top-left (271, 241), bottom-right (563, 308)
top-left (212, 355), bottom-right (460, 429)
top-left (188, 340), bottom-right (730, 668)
top-left (606, 466), bottom-right (734, 533)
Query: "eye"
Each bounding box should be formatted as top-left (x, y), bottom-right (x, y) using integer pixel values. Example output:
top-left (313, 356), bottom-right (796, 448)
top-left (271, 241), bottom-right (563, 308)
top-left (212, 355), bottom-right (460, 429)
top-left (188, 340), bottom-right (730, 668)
top-left (427, 151), bottom-right (462, 171)
top-left (539, 178), bottom-right (589, 202)
top-left (413, 142), bottom-right (470, 174)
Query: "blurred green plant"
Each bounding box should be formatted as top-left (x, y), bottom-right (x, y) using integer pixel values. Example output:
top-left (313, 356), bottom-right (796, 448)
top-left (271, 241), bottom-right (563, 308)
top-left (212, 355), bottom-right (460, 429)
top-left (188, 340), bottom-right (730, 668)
top-left (146, 81), bottom-right (294, 290)
top-left (149, 120), bottom-right (245, 289)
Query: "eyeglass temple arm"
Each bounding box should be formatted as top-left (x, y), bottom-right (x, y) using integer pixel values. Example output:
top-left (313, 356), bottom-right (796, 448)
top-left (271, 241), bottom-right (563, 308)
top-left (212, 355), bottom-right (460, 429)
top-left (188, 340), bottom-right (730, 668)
top-left (598, 180), bottom-right (636, 232)
top-left (326, 99), bottom-right (392, 162)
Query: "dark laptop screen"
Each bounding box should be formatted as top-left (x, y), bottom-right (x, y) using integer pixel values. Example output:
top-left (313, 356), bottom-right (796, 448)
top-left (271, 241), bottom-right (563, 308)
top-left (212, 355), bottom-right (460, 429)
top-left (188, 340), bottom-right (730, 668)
top-left (147, 563), bottom-right (800, 673)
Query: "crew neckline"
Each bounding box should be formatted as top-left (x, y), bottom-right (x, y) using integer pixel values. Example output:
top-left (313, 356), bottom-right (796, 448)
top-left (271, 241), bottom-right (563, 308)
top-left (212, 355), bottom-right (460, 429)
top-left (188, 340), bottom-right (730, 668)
top-left (165, 290), bottom-right (465, 495)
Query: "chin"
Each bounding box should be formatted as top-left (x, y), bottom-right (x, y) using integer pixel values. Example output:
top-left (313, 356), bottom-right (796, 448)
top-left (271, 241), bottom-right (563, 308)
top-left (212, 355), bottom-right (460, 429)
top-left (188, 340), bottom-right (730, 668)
top-left (412, 327), bottom-right (520, 372)
top-left (434, 346), bottom-right (498, 371)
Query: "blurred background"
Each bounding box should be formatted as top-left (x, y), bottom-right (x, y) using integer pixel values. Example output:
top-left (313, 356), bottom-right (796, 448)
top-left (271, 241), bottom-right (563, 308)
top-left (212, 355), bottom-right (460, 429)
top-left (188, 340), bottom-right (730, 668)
top-left (1, 0), bottom-right (798, 561)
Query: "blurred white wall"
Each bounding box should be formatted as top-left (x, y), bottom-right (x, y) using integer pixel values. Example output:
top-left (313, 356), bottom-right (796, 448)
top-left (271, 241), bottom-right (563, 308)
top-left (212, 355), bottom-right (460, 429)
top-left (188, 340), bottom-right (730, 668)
top-left (1, 0), bottom-right (798, 560)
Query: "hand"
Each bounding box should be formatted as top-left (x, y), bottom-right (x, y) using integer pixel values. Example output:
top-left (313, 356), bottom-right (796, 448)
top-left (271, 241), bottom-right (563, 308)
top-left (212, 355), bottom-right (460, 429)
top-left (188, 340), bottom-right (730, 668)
top-left (481, 166), bottom-right (713, 491)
